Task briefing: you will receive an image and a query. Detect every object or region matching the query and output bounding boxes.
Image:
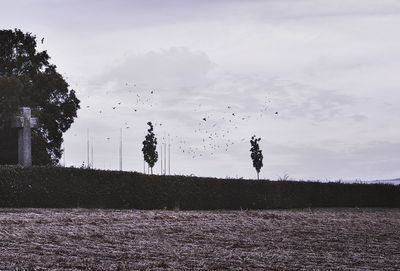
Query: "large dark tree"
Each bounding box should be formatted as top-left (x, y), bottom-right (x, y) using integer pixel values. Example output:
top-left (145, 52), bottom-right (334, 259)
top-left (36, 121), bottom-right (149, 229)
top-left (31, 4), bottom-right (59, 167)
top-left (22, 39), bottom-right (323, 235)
top-left (250, 135), bottom-right (263, 180)
top-left (0, 29), bottom-right (80, 165)
top-left (142, 122), bottom-right (158, 174)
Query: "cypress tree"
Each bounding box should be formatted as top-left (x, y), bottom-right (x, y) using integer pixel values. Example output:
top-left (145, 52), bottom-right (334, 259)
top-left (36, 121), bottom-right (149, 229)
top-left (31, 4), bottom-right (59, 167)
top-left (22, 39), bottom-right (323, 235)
top-left (142, 122), bottom-right (158, 174)
top-left (250, 135), bottom-right (263, 180)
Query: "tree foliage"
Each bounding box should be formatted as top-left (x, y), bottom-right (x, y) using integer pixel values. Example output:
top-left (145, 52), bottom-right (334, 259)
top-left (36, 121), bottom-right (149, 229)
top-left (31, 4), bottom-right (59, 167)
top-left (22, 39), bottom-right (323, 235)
top-left (250, 135), bottom-right (263, 180)
top-left (142, 122), bottom-right (158, 174)
top-left (0, 29), bottom-right (80, 165)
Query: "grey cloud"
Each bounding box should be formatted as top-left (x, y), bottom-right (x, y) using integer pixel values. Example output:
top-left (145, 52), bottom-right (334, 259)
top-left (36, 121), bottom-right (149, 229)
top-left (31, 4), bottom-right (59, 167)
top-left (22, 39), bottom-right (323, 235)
top-left (270, 81), bottom-right (355, 122)
top-left (266, 140), bottom-right (400, 181)
top-left (349, 114), bottom-right (367, 122)
top-left (91, 48), bottom-right (214, 94)
top-left (3, 0), bottom-right (234, 34)
top-left (86, 47), bottom-right (361, 139)
top-left (225, 1), bottom-right (400, 21)
top-left (349, 141), bottom-right (400, 159)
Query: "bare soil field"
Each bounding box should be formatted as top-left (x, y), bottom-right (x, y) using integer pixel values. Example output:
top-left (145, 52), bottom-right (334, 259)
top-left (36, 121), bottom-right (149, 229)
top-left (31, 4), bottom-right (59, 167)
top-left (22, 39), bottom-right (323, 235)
top-left (0, 208), bottom-right (399, 270)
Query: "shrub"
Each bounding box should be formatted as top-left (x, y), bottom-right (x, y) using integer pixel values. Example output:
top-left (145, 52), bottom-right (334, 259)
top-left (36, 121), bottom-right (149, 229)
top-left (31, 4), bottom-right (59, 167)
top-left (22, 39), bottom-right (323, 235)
top-left (0, 165), bottom-right (398, 209)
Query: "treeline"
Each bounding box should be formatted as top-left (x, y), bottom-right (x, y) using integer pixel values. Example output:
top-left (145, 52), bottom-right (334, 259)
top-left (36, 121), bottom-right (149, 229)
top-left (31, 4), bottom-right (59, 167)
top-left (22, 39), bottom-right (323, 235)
top-left (0, 166), bottom-right (398, 209)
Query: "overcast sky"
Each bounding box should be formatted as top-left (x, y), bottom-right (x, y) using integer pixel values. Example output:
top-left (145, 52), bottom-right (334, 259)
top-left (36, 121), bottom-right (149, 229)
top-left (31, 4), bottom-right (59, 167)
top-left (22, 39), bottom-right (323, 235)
top-left (2, 0), bottom-right (400, 181)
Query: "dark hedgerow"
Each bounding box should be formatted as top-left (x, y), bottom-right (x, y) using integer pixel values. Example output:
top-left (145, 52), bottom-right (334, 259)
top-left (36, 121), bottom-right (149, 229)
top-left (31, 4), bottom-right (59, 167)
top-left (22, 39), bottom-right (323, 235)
top-left (0, 165), bottom-right (398, 209)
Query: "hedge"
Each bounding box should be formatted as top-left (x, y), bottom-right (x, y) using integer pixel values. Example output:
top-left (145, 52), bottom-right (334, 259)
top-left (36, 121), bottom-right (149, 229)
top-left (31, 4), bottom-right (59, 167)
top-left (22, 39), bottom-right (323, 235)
top-left (0, 165), bottom-right (398, 209)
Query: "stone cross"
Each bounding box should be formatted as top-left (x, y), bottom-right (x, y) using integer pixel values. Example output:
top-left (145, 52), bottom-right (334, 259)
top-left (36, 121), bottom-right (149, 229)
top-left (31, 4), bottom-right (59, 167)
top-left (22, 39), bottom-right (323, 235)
top-left (11, 107), bottom-right (38, 166)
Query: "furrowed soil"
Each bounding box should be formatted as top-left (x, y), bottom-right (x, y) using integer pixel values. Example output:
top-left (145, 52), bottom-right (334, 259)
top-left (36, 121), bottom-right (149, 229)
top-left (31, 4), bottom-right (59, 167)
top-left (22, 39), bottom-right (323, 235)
top-left (0, 209), bottom-right (399, 270)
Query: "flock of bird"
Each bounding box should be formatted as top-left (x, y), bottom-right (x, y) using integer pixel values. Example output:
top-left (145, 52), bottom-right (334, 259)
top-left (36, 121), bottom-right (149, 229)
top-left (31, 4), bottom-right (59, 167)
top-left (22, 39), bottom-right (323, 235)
top-left (78, 81), bottom-right (279, 162)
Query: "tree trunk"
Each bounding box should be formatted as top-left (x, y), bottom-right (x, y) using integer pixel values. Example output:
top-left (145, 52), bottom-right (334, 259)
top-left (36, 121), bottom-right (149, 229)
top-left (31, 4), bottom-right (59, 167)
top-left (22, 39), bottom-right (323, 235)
top-left (257, 171), bottom-right (259, 180)
top-left (151, 167), bottom-right (153, 175)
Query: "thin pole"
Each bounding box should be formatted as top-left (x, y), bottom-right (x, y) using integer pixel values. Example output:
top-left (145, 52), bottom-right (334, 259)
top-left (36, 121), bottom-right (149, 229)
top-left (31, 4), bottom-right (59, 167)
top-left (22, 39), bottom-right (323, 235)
top-left (160, 143), bottom-right (163, 174)
top-left (164, 143), bottom-right (166, 175)
top-left (168, 134), bottom-right (171, 175)
top-left (119, 128), bottom-right (122, 171)
top-left (163, 132), bottom-right (166, 175)
top-left (87, 129), bottom-right (89, 168)
top-left (91, 136), bottom-right (94, 169)
top-left (63, 143), bottom-right (66, 167)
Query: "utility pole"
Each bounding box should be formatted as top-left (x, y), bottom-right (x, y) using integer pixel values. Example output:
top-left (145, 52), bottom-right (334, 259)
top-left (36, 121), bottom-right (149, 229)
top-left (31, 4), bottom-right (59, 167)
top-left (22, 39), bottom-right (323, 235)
top-left (119, 128), bottom-right (122, 171)
top-left (87, 129), bottom-right (89, 168)
top-left (164, 143), bottom-right (167, 175)
top-left (168, 134), bottom-right (171, 175)
top-left (91, 136), bottom-right (94, 169)
top-left (163, 132), bottom-right (166, 175)
top-left (160, 142), bottom-right (163, 175)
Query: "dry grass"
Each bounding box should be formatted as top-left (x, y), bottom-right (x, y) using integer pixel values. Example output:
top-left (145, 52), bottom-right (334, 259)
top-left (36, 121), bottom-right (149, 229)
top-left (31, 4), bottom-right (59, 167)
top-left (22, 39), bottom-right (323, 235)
top-left (0, 208), bottom-right (399, 270)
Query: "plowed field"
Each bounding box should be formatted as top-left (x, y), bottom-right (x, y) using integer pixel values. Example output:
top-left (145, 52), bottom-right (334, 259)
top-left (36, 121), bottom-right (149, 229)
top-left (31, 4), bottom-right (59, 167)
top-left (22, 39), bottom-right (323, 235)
top-left (0, 208), bottom-right (399, 270)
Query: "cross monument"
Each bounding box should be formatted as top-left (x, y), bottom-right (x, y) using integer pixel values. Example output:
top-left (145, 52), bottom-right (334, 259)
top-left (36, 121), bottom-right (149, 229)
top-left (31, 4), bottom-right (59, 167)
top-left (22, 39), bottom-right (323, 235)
top-left (11, 107), bottom-right (38, 166)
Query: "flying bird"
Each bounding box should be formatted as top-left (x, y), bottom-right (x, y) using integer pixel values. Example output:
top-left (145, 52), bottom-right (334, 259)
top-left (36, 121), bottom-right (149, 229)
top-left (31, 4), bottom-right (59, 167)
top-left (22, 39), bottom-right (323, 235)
top-left (41, 38), bottom-right (44, 44)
